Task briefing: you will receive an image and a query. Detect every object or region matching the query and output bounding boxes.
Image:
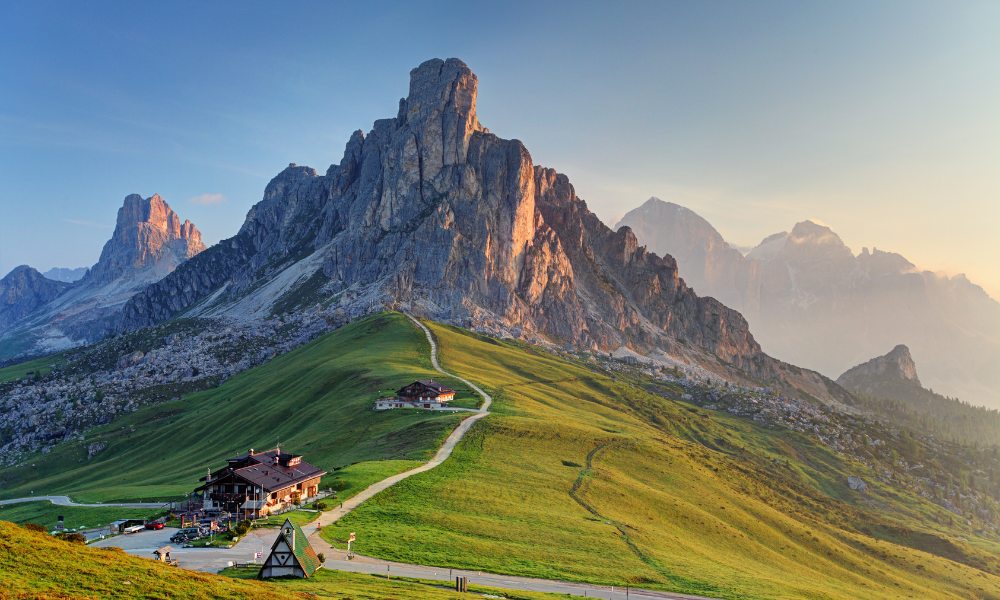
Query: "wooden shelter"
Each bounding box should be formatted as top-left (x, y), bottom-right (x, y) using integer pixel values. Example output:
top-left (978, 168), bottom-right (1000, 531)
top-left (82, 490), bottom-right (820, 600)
top-left (258, 518), bottom-right (321, 579)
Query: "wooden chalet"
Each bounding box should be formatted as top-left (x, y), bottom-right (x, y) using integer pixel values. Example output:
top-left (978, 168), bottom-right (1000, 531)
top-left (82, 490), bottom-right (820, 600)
top-left (196, 447), bottom-right (325, 518)
top-left (259, 518), bottom-right (321, 579)
top-left (375, 379), bottom-right (456, 410)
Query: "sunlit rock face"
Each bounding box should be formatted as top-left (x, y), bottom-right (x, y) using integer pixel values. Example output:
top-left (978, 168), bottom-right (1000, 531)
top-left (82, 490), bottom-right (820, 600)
top-left (85, 193), bottom-right (204, 285)
top-left (618, 197), bottom-right (1000, 408)
top-left (120, 58), bottom-right (850, 404)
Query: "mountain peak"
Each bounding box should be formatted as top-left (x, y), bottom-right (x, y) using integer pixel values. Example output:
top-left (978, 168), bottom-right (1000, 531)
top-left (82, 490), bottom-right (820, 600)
top-left (395, 58), bottom-right (482, 169)
top-left (838, 344), bottom-right (921, 390)
top-left (789, 220), bottom-right (843, 244)
top-left (86, 194), bottom-right (205, 285)
top-left (0, 265), bottom-right (71, 329)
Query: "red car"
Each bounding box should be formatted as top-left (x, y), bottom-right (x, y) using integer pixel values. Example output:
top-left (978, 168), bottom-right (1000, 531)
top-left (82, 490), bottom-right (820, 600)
top-left (144, 521), bottom-right (164, 530)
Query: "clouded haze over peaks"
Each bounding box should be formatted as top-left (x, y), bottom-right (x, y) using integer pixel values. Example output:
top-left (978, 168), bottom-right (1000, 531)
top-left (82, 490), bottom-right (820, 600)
top-left (0, 1), bottom-right (997, 298)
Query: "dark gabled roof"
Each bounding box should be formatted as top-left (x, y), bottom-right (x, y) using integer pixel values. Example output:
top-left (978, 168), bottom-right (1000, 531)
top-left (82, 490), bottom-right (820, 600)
top-left (417, 379), bottom-right (455, 392)
top-left (234, 459), bottom-right (325, 492)
top-left (197, 447), bottom-right (326, 492)
top-left (396, 380), bottom-right (456, 397)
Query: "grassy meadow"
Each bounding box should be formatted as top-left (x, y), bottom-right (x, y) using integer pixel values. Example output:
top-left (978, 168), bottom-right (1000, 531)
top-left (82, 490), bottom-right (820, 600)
top-left (0, 352), bottom-right (65, 383)
top-left (0, 500), bottom-right (160, 531)
top-left (0, 314), bottom-right (467, 502)
top-left (3, 312), bottom-right (999, 598)
top-left (319, 319), bottom-right (1000, 600)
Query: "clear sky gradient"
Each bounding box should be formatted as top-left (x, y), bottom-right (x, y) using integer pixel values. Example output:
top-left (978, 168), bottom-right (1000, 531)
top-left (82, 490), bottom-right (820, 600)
top-left (1, 1), bottom-right (997, 297)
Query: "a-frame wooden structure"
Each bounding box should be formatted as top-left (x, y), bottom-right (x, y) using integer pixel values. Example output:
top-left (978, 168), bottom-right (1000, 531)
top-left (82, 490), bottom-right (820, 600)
top-left (258, 518), bottom-right (321, 578)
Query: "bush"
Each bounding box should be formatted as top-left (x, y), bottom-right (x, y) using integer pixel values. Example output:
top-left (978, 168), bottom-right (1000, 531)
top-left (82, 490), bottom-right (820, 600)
top-left (233, 520), bottom-right (252, 537)
top-left (22, 523), bottom-right (47, 533)
top-left (57, 532), bottom-right (87, 544)
top-left (317, 552), bottom-right (326, 564)
top-left (313, 501), bottom-right (329, 511)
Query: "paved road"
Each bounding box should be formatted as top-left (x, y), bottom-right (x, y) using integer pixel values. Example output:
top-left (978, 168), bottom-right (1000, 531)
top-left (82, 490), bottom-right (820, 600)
top-left (0, 495), bottom-right (167, 509)
top-left (315, 546), bottom-right (715, 600)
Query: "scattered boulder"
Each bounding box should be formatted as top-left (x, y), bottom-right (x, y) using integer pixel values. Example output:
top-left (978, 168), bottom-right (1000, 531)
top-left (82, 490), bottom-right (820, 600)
top-left (87, 441), bottom-right (107, 459)
top-left (847, 476), bottom-right (868, 492)
top-left (117, 350), bottom-right (145, 369)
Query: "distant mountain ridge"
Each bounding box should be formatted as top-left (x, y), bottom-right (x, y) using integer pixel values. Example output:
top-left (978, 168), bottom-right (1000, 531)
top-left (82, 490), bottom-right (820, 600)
top-left (837, 344), bottom-right (1000, 445)
top-left (42, 267), bottom-right (87, 283)
top-left (0, 194), bottom-right (204, 356)
top-left (0, 266), bottom-right (70, 330)
top-left (117, 58), bottom-right (848, 404)
top-left (616, 198), bottom-right (1000, 408)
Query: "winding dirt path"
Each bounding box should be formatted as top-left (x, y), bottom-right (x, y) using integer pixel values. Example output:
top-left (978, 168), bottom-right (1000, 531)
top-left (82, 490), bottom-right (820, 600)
top-left (306, 314), bottom-right (490, 534)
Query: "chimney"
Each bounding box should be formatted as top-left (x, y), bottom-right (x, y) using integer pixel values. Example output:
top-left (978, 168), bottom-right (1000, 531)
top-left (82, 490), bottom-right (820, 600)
top-left (249, 448), bottom-right (254, 455)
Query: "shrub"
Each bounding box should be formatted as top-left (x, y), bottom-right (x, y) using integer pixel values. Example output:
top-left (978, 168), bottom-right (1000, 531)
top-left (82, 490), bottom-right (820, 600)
top-left (317, 552), bottom-right (326, 564)
top-left (233, 520), bottom-right (252, 537)
top-left (313, 501), bottom-right (329, 511)
top-left (22, 523), bottom-right (47, 533)
top-left (57, 532), bottom-right (86, 544)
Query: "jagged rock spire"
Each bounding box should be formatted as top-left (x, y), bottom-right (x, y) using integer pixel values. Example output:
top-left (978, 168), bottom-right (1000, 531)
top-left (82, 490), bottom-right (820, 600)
top-left (86, 194), bottom-right (205, 284)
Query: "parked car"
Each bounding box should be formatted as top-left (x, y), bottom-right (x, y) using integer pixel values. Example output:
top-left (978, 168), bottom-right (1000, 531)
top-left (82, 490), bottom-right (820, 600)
top-left (170, 527), bottom-right (201, 543)
top-left (144, 521), bottom-right (164, 530)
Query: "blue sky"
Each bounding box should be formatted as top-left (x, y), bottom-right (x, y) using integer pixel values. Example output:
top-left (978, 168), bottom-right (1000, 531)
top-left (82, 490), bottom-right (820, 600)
top-left (1, 0), bottom-right (998, 296)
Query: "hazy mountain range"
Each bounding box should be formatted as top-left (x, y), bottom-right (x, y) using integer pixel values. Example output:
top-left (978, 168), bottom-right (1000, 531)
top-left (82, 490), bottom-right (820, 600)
top-left (616, 198), bottom-right (1000, 408)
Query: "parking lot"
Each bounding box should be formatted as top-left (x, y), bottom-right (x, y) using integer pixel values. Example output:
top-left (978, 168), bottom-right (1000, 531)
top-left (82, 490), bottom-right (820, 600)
top-left (90, 526), bottom-right (276, 572)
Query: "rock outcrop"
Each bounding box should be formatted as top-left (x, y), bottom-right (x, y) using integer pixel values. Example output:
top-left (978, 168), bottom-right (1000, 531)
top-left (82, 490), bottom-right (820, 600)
top-left (618, 197), bottom-right (1000, 408)
top-left (837, 344), bottom-right (921, 392)
top-left (85, 193), bottom-right (204, 285)
top-left (0, 266), bottom-right (70, 330)
top-left (119, 58), bottom-right (850, 404)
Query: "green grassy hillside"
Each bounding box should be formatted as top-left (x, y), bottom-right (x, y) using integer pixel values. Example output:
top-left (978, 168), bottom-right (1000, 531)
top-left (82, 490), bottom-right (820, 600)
top-left (0, 520), bottom-right (565, 599)
top-left (320, 320), bottom-right (1000, 600)
top-left (4, 312), bottom-right (1000, 598)
top-left (0, 314), bottom-right (470, 502)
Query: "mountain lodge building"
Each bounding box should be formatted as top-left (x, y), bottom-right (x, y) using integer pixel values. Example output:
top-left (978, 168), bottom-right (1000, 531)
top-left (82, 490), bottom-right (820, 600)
top-left (197, 447), bottom-right (325, 518)
top-left (375, 379), bottom-right (456, 410)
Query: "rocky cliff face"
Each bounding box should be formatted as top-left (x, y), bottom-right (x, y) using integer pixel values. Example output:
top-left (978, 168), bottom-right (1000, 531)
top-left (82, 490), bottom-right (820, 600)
top-left (837, 344), bottom-right (921, 393)
top-left (0, 266), bottom-right (70, 330)
top-left (0, 194), bottom-right (204, 356)
top-left (620, 198), bottom-right (1000, 408)
top-left (120, 58), bottom-right (847, 404)
top-left (85, 193), bottom-right (204, 285)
